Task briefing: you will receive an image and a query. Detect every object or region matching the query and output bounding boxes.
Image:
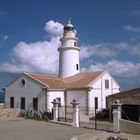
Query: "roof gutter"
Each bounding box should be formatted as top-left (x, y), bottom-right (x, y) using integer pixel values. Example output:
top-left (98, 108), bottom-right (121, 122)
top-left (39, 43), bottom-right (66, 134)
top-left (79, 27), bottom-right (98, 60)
top-left (66, 86), bottom-right (92, 91)
top-left (42, 87), bottom-right (65, 91)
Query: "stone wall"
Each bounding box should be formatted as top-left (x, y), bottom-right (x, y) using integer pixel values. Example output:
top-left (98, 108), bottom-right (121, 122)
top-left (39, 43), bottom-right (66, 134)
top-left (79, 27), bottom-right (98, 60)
top-left (120, 119), bottom-right (140, 135)
top-left (0, 108), bottom-right (20, 117)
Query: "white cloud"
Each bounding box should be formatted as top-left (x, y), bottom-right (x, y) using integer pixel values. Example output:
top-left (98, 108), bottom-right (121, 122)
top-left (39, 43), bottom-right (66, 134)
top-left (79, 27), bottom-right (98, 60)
top-left (131, 44), bottom-right (140, 55)
top-left (83, 59), bottom-right (140, 89)
top-left (0, 20), bottom-right (63, 74)
top-left (44, 20), bottom-right (64, 36)
top-left (124, 25), bottom-right (140, 32)
top-left (85, 60), bottom-right (140, 78)
top-left (12, 37), bottom-right (59, 73)
top-left (0, 63), bottom-right (30, 73)
top-left (80, 42), bottom-right (140, 60)
top-left (113, 42), bottom-right (130, 50)
top-left (113, 42), bottom-right (140, 56)
top-left (80, 46), bottom-right (93, 59)
top-left (80, 43), bottom-right (117, 60)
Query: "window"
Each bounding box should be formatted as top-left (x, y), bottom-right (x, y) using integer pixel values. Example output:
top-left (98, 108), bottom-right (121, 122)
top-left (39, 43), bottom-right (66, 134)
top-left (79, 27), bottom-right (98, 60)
top-left (76, 64), bottom-right (79, 70)
top-left (21, 97), bottom-right (25, 110)
top-left (33, 98), bottom-right (38, 110)
top-left (105, 80), bottom-right (109, 89)
top-left (10, 97), bottom-right (14, 108)
top-left (20, 79), bottom-right (25, 87)
top-left (74, 42), bottom-right (77, 46)
top-left (94, 97), bottom-right (98, 109)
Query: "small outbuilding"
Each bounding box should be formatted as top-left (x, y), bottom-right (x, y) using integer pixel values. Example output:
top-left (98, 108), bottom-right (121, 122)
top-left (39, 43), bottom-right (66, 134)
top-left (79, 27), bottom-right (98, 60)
top-left (107, 87), bottom-right (140, 122)
top-left (107, 87), bottom-right (140, 106)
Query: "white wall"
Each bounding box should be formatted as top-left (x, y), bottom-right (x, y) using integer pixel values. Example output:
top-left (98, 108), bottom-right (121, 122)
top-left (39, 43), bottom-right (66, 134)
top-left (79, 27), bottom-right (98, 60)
top-left (5, 74), bottom-right (46, 112)
top-left (89, 72), bottom-right (120, 110)
top-left (47, 91), bottom-right (64, 110)
top-left (59, 48), bottom-right (80, 78)
top-left (89, 89), bottom-right (101, 112)
top-left (67, 90), bottom-right (86, 109)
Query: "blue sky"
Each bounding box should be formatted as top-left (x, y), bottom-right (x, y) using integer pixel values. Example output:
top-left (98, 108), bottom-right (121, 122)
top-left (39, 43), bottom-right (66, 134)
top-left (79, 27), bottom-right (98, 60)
top-left (0, 0), bottom-right (140, 91)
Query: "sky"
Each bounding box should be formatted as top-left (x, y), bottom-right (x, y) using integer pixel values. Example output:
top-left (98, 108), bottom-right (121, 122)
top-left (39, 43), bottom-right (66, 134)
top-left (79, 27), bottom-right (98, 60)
top-left (0, 0), bottom-right (140, 91)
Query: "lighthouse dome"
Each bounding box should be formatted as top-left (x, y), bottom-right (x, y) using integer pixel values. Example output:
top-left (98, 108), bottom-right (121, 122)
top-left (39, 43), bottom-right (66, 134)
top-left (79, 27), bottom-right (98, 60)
top-left (64, 19), bottom-right (74, 31)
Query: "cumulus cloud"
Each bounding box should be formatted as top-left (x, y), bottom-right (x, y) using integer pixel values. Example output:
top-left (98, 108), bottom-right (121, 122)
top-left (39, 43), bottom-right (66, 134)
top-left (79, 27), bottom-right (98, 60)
top-left (131, 45), bottom-right (140, 56)
top-left (113, 42), bottom-right (130, 50)
top-left (87, 60), bottom-right (140, 78)
top-left (80, 41), bottom-right (140, 60)
top-left (44, 20), bottom-right (64, 36)
top-left (124, 25), bottom-right (140, 32)
top-left (81, 60), bottom-right (140, 89)
top-left (80, 43), bottom-right (117, 60)
top-left (0, 63), bottom-right (30, 73)
top-left (12, 38), bottom-right (59, 73)
top-left (0, 20), bottom-right (63, 74)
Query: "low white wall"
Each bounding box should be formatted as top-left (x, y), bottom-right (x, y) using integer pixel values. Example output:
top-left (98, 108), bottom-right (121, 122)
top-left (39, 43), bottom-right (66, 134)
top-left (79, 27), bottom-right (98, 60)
top-left (120, 119), bottom-right (140, 135)
top-left (67, 90), bottom-right (86, 109)
top-left (47, 91), bottom-right (64, 110)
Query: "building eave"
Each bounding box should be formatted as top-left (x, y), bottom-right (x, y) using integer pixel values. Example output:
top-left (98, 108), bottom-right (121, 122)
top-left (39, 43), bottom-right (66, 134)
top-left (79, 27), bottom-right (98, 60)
top-left (24, 72), bottom-right (50, 88)
top-left (88, 71), bottom-right (105, 87)
top-left (47, 88), bottom-right (65, 91)
top-left (66, 87), bottom-right (92, 91)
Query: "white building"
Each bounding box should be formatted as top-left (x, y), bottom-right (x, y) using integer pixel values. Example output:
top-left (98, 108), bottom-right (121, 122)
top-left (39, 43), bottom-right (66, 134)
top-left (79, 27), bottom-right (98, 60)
top-left (3, 20), bottom-right (120, 116)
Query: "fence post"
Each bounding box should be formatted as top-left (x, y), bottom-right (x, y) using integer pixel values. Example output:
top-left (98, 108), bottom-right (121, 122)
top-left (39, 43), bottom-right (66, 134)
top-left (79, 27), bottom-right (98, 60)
top-left (71, 99), bottom-right (80, 127)
top-left (113, 100), bottom-right (121, 133)
top-left (51, 99), bottom-right (60, 121)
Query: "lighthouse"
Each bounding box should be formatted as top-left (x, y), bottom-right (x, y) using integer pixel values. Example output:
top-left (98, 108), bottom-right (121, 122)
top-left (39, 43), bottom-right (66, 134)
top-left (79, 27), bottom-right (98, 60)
top-left (58, 20), bottom-right (80, 78)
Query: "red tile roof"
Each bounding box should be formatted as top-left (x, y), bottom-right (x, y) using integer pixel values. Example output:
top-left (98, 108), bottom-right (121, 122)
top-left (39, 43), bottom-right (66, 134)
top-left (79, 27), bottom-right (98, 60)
top-left (25, 71), bottom-right (103, 89)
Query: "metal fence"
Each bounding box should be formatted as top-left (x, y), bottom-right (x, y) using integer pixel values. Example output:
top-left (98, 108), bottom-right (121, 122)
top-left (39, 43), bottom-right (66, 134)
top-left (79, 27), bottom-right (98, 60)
top-left (5, 101), bottom-right (114, 131)
top-left (79, 107), bottom-right (113, 131)
top-left (58, 106), bottom-right (73, 123)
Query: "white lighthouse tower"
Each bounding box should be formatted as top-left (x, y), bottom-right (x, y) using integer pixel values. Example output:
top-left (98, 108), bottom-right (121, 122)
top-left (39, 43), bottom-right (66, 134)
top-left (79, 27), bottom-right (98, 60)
top-left (58, 20), bottom-right (80, 78)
